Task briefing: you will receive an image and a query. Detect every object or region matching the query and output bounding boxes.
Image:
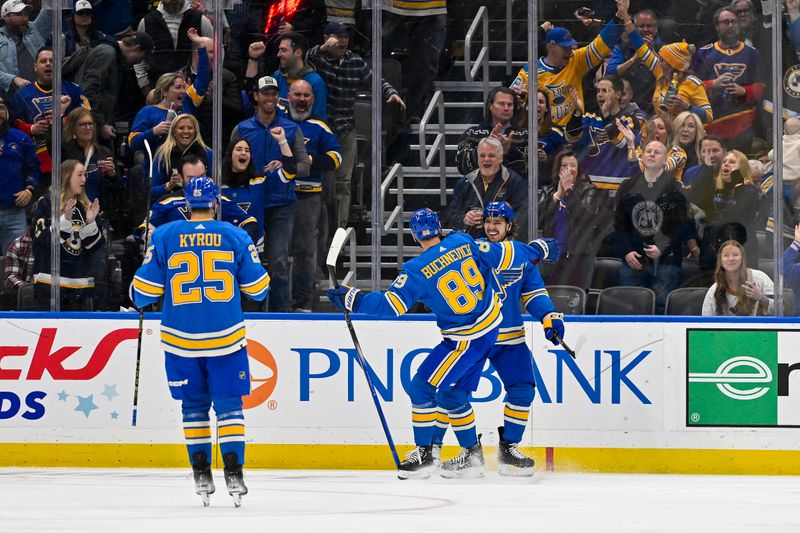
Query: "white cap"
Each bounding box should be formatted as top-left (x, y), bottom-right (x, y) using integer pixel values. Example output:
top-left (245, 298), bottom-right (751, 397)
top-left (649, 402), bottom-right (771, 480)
top-left (74, 0), bottom-right (92, 12)
top-left (1, 0), bottom-right (28, 17)
top-left (257, 76), bottom-right (279, 91)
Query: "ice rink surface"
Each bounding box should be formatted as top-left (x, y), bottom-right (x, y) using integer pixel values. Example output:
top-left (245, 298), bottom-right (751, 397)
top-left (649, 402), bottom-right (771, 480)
top-left (1, 468), bottom-right (799, 532)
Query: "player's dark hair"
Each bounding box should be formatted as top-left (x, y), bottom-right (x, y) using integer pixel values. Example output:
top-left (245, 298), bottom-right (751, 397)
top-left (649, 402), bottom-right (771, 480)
top-left (179, 153), bottom-right (207, 178)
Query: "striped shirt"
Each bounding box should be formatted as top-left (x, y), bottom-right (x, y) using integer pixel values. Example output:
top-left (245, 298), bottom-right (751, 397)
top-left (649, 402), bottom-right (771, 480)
top-left (2, 232), bottom-right (33, 290)
top-left (306, 46), bottom-right (398, 135)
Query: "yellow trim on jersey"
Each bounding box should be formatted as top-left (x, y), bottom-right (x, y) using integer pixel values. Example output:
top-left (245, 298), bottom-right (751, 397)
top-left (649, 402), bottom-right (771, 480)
top-left (158, 196), bottom-right (184, 206)
top-left (385, 290), bottom-right (408, 316)
top-left (498, 241), bottom-right (515, 271)
top-left (307, 118), bottom-right (334, 133)
top-left (187, 85), bottom-right (203, 107)
top-left (132, 276), bottom-right (165, 297)
top-left (239, 216), bottom-right (257, 228)
top-left (327, 150), bottom-right (343, 169)
top-left (161, 325), bottom-right (246, 351)
top-left (250, 176), bottom-right (266, 185)
top-left (241, 272), bottom-right (271, 296)
top-left (429, 340), bottom-right (469, 387)
top-left (441, 293), bottom-right (502, 339)
top-left (521, 287), bottom-right (548, 308)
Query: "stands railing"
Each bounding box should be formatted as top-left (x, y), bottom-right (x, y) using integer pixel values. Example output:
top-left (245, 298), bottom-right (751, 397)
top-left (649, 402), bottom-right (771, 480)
top-left (380, 163), bottom-right (406, 270)
top-left (417, 91), bottom-right (448, 206)
top-left (464, 5), bottom-right (490, 100)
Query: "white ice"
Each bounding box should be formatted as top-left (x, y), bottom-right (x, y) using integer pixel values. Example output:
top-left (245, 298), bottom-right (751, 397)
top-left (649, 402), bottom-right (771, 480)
top-left (1, 468), bottom-right (799, 532)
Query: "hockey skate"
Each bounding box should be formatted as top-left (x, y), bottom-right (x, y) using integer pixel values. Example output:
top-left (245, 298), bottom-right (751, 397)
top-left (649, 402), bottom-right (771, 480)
top-left (431, 444), bottom-right (442, 468)
top-left (191, 452), bottom-right (215, 507)
top-left (497, 426), bottom-right (534, 477)
top-left (397, 445), bottom-right (434, 480)
top-left (222, 452), bottom-right (248, 508)
top-left (440, 435), bottom-right (484, 479)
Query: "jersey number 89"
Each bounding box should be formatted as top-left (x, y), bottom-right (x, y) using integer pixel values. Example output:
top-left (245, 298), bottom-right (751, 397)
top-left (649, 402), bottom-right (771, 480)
top-left (437, 257), bottom-right (485, 314)
top-left (169, 250), bottom-right (235, 305)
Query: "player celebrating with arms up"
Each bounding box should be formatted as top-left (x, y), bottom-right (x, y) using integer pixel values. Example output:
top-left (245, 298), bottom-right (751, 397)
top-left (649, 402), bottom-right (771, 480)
top-left (431, 202), bottom-right (564, 476)
top-left (131, 177), bottom-right (270, 507)
top-left (327, 208), bottom-right (557, 479)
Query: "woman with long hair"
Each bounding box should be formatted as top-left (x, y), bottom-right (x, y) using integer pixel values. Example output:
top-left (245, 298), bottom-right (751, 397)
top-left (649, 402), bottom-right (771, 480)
top-left (702, 240), bottom-right (773, 315)
top-left (673, 111), bottom-right (705, 178)
top-left (538, 149), bottom-right (612, 287)
top-left (31, 160), bottom-right (104, 310)
top-left (221, 137), bottom-right (261, 248)
top-left (62, 108), bottom-right (117, 209)
top-left (622, 112), bottom-right (688, 178)
top-left (150, 114), bottom-right (212, 201)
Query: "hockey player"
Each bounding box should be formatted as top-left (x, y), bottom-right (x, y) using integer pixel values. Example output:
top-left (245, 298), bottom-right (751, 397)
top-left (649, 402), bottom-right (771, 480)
top-left (131, 176), bottom-right (270, 507)
top-left (431, 201), bottom-right (564, 477)
top-left (327, 208), bottom-right (558, 479)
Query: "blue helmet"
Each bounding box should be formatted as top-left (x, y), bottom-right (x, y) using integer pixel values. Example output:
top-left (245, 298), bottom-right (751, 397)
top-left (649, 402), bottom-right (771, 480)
top-left (483, 201), bottom-right (515, 222)
top-left (184, 176), bottom-right (219, 209)
top-left (409, 208), bottom-right (441, 241)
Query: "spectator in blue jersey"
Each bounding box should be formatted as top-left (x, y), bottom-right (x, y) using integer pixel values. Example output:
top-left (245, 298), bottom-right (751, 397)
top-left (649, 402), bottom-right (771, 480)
top-left (305, 21), bottom-right (403, 228)
top-left (273, 32), bottom-right (328, 121)
top-left (13, 46), bottom-right (91, 186)
top-left (539, 150), bottom-right (613, 288)
top-left (0, 94), bottom-right (38, 254)
top-left (446, 137), bottom-right (529, 242)
top-left (221, 138), bottom-right (262, 250)
top-left (606, 8), bottom-right (661, 114)
top-left (131, 176), bottom-right (269, 507)
top-left (610, 140), bottom-right (698, 313)
top-left (0, 0), bottom-right (51, 93)
top-left (62, 108), bottom-right (118, 211)
top-left (128, 28), bottom-right (210, 158)
top-left (692, 7), bottom-right (764, 153)
top-left (232, 75), bottom-right (310, 312)
top-left (150, 114), bottom-right (212, 202)
top-left (782, 224), bottom-right (800, 315)
top-left (32, 160), bottom-right (103, 310)
top-left (456, 87), bottom-right (528, 178)
top-left (286, 79), bottom-right (342, 312)
top-left (535, 90), bottom-right (565, 185)
top-left (574, 74), bottom-right (648, 191)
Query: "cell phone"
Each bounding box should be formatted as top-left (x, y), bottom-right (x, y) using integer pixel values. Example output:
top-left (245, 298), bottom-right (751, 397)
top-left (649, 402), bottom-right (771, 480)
top-left (576, 7), bottom-right (595, 17)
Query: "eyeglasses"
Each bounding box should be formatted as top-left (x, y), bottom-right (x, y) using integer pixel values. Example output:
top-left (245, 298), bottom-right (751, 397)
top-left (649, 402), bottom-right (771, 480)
top-left (718, 19), bottom-right (738, 26)
top-left (77, 122), bottom-right (95, 129)
top-left (735, 9), bottom-right (752, 16)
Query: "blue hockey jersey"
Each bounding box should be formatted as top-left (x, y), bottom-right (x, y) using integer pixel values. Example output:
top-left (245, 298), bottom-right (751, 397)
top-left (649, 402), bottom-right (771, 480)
top-left (132, 218), bottom-right (270, 358)
top-left (484, 239), bottom-right (557, 345)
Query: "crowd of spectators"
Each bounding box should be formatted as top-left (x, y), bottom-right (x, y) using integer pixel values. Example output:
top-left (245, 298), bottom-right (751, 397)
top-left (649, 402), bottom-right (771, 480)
top-left (2, 0), bottom-right (800, 316)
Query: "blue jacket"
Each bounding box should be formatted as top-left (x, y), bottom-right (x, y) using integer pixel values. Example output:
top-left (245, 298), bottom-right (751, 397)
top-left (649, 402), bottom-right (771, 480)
top-left (0, 126), bottom-right (40, 207)
top-left (232, 112), bottom-right (301, 208)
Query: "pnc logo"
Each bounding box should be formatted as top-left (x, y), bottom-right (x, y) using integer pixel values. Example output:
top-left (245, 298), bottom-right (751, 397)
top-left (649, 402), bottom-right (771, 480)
top-left (688, 356), bottom-right (772, 400)
top-left (242, 339), bottom-right (277, 409)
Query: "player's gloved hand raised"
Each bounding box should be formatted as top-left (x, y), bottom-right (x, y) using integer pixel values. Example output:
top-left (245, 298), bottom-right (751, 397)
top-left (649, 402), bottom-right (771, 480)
top-left (326, 285), bottom-right (363, 313)
top-left (542, 311), bottom-right (565, 345)
top-left (528, 238), bottom-right (560, 263)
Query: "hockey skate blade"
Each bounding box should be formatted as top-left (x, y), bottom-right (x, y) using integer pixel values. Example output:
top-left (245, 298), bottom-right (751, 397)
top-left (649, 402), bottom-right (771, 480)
top-left (396, 465), bottom-right (433, 480)
top-left (498, 464), bottom-right (534, 477)
top-left (231, 492), bottom-right (242, 508)
top-left (440, 467), bottom-right (485, 479)
top-left (199, 492), bottom-right (210, 507)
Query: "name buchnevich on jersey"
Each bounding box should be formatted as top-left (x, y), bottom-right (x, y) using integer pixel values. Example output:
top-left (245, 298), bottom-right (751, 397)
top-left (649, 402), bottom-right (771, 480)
top-left (420, 244), bottom-right (473, 279)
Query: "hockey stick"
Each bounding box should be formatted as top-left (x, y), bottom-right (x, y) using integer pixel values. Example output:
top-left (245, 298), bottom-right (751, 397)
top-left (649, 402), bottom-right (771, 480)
top-left (552, 331), bottom-right (576, 359)
top-left (132, 139), bottom-right (155, 426)
top-left (326, 228), bottom-right (401, 469)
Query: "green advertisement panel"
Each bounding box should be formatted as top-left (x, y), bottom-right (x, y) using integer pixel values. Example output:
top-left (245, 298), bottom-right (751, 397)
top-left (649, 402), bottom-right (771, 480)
top-left (687, 329), bottom-right (778, 427)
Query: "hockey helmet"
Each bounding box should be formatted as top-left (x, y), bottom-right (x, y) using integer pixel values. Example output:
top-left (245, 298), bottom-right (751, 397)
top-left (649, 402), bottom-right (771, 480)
top-left (409, 208), bottom-right (441, 241)
top-left (184, 176), bottom-right (219, 209)
top-left (482, 201), bottom-right (515, 222)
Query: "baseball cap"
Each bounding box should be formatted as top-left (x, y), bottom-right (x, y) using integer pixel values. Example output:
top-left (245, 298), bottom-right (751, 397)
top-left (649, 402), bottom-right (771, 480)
top-left (323, 21), bottom-right (351, 36)
top-left (257, 76), bottom-right (279, 91)
top-left (1, 0), bottom-right (29, 17)
top-left (545, 27), bottom-right (577, 47)
top-left (74, 0), bottom-right (92, 13)
top-left (129, 31), bottom-right (154, 54)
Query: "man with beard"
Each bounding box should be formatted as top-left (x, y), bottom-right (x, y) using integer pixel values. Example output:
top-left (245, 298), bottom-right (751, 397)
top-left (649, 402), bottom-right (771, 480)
top-left (286, 79), bottom-right (341, 312)
top-left (692, 7), bottom-right (764, 152)
top-left (0, 93), bottom-right (39, 254)
top-left (0, 0), bottom-right (51, 93)
top-left (134, 0), bottom-right (213, 93)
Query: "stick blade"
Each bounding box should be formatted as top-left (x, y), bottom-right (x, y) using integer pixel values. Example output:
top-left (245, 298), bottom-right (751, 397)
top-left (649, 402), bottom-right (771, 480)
top-left (326, 227), bottom-right (348, 269)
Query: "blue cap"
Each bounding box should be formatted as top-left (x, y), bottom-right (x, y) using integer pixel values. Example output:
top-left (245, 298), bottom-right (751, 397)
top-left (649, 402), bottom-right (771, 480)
top-left (483, 201), bottom-right (515, 222)
top-left (184, 176), bottom-right (219, 209)
top-left (545, 27), bottom-right (577, 47)
top-left (409, 208), bottom-right (441, 241)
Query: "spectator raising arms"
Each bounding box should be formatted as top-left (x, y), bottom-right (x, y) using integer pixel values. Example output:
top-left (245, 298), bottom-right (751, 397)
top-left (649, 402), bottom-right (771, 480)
top-left (702, 239), bottom-right (773, 315)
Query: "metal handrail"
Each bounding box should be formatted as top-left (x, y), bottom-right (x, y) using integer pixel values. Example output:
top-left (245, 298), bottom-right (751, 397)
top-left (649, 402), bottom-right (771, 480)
top-left (464, 6), bottom-right (490, 100)
top-left (380, 163), bottom-right (405, 269)
top-left (339, 227), bottom-right (358, 287)
top-left (417, 91), bottom-right (448, 206)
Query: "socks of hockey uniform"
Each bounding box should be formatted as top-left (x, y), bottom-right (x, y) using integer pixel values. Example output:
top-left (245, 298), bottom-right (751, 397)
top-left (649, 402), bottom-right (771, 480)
top-left (430, 407), bottom-right (450, 445)
top-left (447, 404), bottom-right (477, 448)
top-left (183, 409), bottom-right (213, 465)
top-left (501, 382), bottom-right (535, 443)
top-left (216, 408), bottom-right (246, 465)
top-left (409, 374), bottom-right (437, 445)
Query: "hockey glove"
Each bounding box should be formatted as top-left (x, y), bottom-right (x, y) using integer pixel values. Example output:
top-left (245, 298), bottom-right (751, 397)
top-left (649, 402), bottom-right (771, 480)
top-left (326, 285), bottom-right (363, 313)
top-left (528, 238), bottom-right (560, 263)
top-left (542, 312), bottom-right (565, 345)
